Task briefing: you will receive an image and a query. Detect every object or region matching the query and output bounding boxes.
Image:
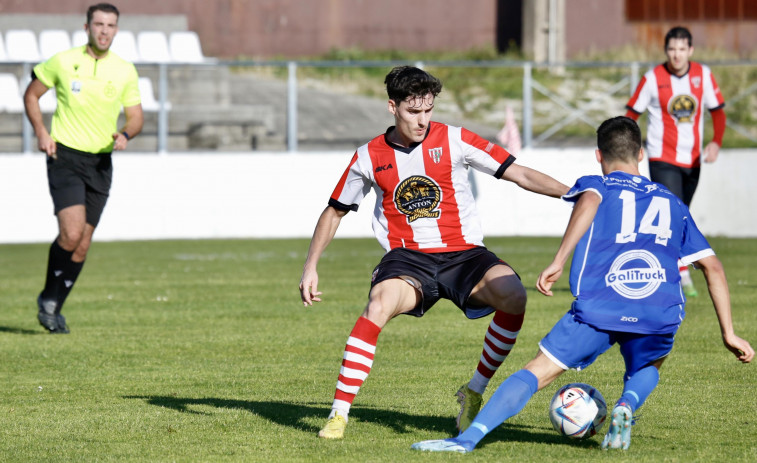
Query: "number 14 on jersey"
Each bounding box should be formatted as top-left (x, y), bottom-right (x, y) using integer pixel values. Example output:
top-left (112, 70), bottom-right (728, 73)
top-left (615, 190), bottom-right (672, 246)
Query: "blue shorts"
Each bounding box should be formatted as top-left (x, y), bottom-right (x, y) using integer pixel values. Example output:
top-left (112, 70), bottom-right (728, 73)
top-left (539, 311), bottom-right (675, 379)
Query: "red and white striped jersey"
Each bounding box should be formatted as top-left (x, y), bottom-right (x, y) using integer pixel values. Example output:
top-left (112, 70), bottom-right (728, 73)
top-left (329, 122), bottom-right (514, 253)
top-left (626, 62), bottom-right (724, 168)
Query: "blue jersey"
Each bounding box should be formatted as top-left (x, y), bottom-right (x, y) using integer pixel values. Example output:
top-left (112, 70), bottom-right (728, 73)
top-left (564, 171), bottom-right (714, 334)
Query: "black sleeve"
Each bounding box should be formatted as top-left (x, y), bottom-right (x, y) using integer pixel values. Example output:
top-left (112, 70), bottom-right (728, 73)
top-left (709, 103), bottom-right (725, 112)
top-left (328, 197), bottom-right (357, 213)
top-left (494, 154), bottom-right (517, 179)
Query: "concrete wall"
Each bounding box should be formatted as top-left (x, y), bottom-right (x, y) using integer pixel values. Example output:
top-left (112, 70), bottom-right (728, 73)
top-left (564, 0), bottom-right (757, 59)
top-left (522, 0), bottom-right (566, 63)
top-left (0, 0), bottom-right (498, 59)
top-left (2, 149), bottom-right (755, 244)
top-left (2, 0), bottom-right (756, 59)
top-left (0, 13), bottom-right (187, 36)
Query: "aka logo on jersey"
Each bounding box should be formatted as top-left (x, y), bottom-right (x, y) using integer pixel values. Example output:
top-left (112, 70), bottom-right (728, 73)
top-left (605, 249), bottom-right (667, 299)
top-left (668, 94), bottom-right (698, 123)
top-left (394, 176), bottom-right (441, 223)
top-left (375, 163), bottom-right (393, 173)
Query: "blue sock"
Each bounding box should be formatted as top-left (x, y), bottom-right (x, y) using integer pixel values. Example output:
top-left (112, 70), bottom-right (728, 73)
top-left (455, 369), bottom-right (538, 451)
top-left (617, 365), bottom-right (659, 412)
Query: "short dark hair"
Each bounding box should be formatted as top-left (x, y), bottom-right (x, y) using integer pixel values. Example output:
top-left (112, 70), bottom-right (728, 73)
top-left (665, 26), bottom-right (692, 48)
top-left (596, 116), bottom-right (642, 162)
top-left (87, 3), bottom-right (120, 24)
top-left (384, 66), bottom-right (442, 104)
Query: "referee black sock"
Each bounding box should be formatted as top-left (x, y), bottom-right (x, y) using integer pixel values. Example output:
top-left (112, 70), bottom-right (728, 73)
top-left (57, 259), bottom-right (84, 313)
top-left (40, 240), bottom-right (73, 308)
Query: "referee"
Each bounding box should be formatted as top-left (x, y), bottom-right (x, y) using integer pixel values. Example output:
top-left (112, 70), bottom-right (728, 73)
top-left (23, 3), bottom-right (143, 333)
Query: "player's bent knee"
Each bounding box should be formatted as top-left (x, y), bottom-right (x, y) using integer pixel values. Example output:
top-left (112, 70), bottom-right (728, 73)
top-left (58, 232), bottom-right (84, 251)
top-left (363, 278), bottom-right (420, 326)
top-left (497, 276), bottom-right (527, 314)
top-left (362, 301), bottom-right (409, 328)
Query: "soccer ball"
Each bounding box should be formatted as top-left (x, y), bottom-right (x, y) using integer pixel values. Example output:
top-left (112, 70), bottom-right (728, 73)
top-left (548, 382), bottom-right (607, 439)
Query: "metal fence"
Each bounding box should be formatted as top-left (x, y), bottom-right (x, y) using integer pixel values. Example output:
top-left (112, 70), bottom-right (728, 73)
top-left (4, 59), bottom-right (756, 153)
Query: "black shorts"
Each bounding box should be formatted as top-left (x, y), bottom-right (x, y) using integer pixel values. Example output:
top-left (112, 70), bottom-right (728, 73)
top-left (47, 142), bottom-right (113, 227)
top-left (648, 161), bottom-right (700, 206)
top-left (370, 246), bottom-right (517, 319)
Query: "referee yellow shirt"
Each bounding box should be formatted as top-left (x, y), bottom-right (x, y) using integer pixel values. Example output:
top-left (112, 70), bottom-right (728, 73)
top-left (33, 45), bottom-right (141, 154)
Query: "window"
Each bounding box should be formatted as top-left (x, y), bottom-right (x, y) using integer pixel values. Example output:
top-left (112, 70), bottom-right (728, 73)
top-left (626, 0), bottom-right (757, 21)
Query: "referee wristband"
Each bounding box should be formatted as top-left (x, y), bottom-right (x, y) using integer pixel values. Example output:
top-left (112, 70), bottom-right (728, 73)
top-left (121, 131), bottom-right (130, 140)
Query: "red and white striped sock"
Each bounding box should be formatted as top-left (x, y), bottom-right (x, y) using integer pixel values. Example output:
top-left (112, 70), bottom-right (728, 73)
top-left (329, 316), bottom-right (381, 420)
top-left (468, 311), bottom-right (523, 394)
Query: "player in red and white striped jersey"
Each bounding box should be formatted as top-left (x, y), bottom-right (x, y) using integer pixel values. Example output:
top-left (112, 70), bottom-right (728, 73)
top-left (299, 66), bottom-right (569, 439)
top-left (625, 26), bottom-right (726, 297)
top-left (331, 120), bottom-right (513, 253)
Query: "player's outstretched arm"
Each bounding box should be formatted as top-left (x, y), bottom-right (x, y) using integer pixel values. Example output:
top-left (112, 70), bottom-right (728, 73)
top-left (537, 191), bottom-right (601, 296)
top-left (697, 255), bottom-right (755, 363)
top-left (501, 164), bottom-right (570, 198)
top-left (299, 206), bottom-right (347, 306)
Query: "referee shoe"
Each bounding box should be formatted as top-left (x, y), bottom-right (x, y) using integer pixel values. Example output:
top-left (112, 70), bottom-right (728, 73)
top-left (37, 295), bottom-right (69, 334)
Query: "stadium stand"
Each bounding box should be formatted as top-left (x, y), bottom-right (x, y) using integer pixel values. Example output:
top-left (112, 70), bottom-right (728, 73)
top-left (169, 31), bottom-right (207, 63)
top-left (0, 25), bottom-right (282, 153)
top-left (0, 73), bottom-right (24, 113)
top-left (39, 29), bottom-right (72, 59)
top-left (38, 87), bottom-right (57, 113)
top-left (71, 29), bottom-right (87, 47)
top-left (0, 34), bottom-right (8, 61)
top-left (110, 30), bottom-right (139, 62)
top-left (137, 31), bottom-right (171, 63)
top-left (138, 76), bottom-right (171, 112)
top-left (5, 29), bottom-right (41, 62)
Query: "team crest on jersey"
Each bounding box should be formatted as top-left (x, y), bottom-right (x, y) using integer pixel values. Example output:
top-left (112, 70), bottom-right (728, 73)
top-left (104, 83), bottom-right (117, 98)
top-left (428, 147), bottom-right (443, 164)
top-left (70, 80), bottom-right (82, 94)
top-left (668, 94), bottom-right (697, 123)
top-left (605, 249), bottom-right (667, 299)
top-left (394, 175), bottom-right (441, 223)
top-left (691, 76), bottom-right (701, 88)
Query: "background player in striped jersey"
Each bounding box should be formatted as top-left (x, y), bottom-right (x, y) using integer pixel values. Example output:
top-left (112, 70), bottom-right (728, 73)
top-left (412, 116), bottom-right (753, 454)
top-left (299, 66), bottom-right (569, 439)
top-left (625, 26), bottom-right (725, 297)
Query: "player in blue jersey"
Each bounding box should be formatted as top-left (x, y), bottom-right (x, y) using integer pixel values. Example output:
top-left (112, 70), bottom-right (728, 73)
top-left (411, 116), bottom-right (753, 453)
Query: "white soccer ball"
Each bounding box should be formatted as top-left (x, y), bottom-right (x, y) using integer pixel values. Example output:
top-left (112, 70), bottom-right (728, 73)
top-left (548, 382), bottom-right (607, 439)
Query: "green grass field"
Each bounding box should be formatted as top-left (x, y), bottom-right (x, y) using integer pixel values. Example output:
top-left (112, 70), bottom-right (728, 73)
top-left (1, 237), bottom-right (755, 462)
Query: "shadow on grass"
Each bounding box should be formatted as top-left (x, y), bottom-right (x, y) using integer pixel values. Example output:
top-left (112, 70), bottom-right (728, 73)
top-left (0, 326), bottom-right (46, 335)
top-left (124, 395), bottom-right (598, 448)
